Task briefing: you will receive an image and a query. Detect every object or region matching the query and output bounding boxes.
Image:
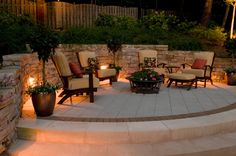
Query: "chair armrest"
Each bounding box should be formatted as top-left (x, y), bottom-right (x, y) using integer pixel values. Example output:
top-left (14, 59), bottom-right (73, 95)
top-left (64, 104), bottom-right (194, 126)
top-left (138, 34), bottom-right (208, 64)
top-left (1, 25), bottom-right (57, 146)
top-left (203, 65), bottom-right (213, 71)
top-left (82, 67), bottom-right (93, 74)
top-left (157, 63), bottom-right (166, 68)
top-left (181, 63), bottom-right (192, 69)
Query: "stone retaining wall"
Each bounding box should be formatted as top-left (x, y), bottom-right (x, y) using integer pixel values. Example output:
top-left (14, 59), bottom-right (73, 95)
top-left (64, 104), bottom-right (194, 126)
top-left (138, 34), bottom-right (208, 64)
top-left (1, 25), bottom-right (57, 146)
top-left (0, 44), bottom-right (232, 154)
top-left (0, 67), bottom-right (22, 153)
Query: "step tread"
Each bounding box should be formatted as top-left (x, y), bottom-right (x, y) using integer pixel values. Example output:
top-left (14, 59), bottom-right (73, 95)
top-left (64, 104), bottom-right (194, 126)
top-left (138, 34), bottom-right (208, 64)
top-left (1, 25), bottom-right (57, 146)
top-left (8, 131), bottom-right (236, 156)
top-left (16, 110), bottom-right (236, 144)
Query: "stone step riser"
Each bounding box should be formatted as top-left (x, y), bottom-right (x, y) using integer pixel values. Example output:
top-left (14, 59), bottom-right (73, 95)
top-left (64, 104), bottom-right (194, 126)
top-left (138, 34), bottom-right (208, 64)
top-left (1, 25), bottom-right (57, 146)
top-left (17, 119), bottom-right (236, 144)
top-left (8, 137), bottom-right (236, 156)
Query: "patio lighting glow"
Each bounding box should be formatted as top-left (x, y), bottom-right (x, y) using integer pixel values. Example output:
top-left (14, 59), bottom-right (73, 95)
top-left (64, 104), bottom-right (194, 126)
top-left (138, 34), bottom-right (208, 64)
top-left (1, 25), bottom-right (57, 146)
top-left (100, 65), bottom-right (108, 70)
top-left (28, 77), bottom-right (35, 87)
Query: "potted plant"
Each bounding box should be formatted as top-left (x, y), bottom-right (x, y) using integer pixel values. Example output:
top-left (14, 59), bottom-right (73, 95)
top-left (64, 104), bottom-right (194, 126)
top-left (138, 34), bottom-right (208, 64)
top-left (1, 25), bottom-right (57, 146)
top-left (224, 38), bottom-right (236, 85)
top-left (26, 24), bottom-right (59, 116)
top-left (107, 38), bottom-right (122, 81)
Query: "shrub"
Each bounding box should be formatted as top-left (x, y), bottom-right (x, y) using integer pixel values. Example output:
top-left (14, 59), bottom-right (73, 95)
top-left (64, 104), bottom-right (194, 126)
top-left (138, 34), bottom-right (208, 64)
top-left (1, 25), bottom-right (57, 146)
top-left (95, 14), bottom-right (137, 30)
top-left (0, 12), bottom-right (35, 53)
top-left (95, 14), bottom-right (116, 27)
top-left (115, 16), bottom-right (137, 29)
top-left (190, 26), bottom-right (227, 46)
top-left (140, 11), bottom-right (181, 31)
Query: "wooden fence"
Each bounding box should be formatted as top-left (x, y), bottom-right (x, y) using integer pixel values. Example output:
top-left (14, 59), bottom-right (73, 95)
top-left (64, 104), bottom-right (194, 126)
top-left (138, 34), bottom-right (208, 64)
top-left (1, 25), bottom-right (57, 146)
top-left (0, 0), bottom-right (140, 29)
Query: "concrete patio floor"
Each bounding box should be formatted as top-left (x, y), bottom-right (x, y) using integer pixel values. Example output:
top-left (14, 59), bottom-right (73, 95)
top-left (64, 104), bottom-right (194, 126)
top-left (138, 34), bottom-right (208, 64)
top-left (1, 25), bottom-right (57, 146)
top-left (22, 79), bottom-right (236, 122)
top-left (8, 79), bottom-right (236, 156)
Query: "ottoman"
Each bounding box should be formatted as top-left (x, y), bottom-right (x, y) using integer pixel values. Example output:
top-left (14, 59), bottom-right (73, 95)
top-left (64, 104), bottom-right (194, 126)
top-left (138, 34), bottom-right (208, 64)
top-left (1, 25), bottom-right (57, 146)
top-left (167, 73), bottom-right (197, 90)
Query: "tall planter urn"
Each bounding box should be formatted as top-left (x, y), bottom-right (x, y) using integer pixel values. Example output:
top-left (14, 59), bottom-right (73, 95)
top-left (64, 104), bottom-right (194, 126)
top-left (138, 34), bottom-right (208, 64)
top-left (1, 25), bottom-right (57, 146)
top-left (31, 92), bottom-right (56, 117)
top-left (227, 73), bottom-right (236, 85)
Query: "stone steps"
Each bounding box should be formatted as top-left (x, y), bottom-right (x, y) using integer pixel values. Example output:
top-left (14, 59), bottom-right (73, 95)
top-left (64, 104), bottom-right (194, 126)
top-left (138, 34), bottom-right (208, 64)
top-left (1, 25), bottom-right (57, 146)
top-left (15, 109), bottom-right (236, 144)
top-left (8, 131), bottom-right (236, 156)
top-left (7, 109), bottom-right (236, 155)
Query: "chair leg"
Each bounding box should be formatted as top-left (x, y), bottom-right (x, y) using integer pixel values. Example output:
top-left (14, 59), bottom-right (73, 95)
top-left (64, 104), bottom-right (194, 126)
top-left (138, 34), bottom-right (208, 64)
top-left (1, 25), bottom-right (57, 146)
top-left (58, 90), bottom-right (65, 97)
top-left (167, 79), bottom-right (173, 88)
top-left (210, 78), bottom-right (213, 85)
top-left (109, 78), bottom-right (113, 85)
top-left (89, 92), bottom-right (94, 103)
top-left (58, 94), bottom-right (72, 104)
top-left (204, 79), bottom-right (207, 88)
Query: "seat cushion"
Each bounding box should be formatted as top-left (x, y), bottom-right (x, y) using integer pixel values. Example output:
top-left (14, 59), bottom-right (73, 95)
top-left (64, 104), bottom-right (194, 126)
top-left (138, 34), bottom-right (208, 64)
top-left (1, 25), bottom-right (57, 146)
top-left (192, 59), bottom-right (207, 69)
top-left (69, 62), bottom-right (83, 78)
top-left (79, 51), bottom-right (96, 68)
top-left (97, 68), bottom-right (116, 78)
top-left (182, 68), bottom-right (211, 77)
top-left (193, 52), bottom-right (214, 66)
top-left (52, 51), bottom-right (72, 76)
top-left (68, 76), bottom-right (99, 90)
top-left (138, 50), bottom-right (157, 64)
top-left (169, 73), bottom-right (195, 80)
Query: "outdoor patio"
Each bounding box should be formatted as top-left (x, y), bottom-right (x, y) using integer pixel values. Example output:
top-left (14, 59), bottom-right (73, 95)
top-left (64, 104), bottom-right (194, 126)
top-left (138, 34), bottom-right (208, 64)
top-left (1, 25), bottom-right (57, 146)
top-left (8, 79), bottom-right (236, 156)
top-left (22, 79), bottom-right (236, 121)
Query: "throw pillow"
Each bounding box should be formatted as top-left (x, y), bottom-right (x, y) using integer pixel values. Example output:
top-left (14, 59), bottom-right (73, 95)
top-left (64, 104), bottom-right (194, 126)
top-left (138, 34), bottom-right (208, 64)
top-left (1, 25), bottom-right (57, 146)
top-left (69, 62), bottom-right (83, 78)
top-left (144, 57), bottom-right (156, 68)
top-left (88, 57), bottom-right (99, 69)
top-left (192, 59), bottom-right (207, 69)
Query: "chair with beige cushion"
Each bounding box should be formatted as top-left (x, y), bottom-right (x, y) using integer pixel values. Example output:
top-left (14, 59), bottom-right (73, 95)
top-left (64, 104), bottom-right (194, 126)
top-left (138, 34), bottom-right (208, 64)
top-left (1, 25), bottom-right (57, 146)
top-left (77, 51), bottom-right (116, 85)
top-left (138, 49), bottom-right (167, 76)
top-left (51, 51), bottom-right (99, 103)
top-left (182, 52), bottom-right (215, 87)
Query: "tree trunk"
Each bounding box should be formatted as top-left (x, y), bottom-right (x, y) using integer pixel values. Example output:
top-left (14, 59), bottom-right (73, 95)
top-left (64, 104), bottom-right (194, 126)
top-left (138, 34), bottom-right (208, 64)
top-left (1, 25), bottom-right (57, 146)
top-left (42, 60), bottom-right (46, 85)
top-left (201, 0), bottom-right (213, 26)
top-left (222, 5), bottom-right (230, 28)
top-left (230, 3), bottom-right (236, 39)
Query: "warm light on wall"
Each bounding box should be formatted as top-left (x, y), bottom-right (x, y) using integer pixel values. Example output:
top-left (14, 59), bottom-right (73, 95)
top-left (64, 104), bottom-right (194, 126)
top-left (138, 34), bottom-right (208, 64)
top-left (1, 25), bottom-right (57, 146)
top-left (100, 65), bottom-right (108, 70)
top-left (28, 77), bottom-right (35, 87)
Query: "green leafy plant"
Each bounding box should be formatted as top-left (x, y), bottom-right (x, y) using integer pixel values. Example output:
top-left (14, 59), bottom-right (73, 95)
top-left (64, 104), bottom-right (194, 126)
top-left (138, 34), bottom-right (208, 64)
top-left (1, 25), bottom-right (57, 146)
top-left (225, 38), bottom-right (236, 64)
top-left (107, 38), bottom-right (122, 66)
top-left (26, 24), bottom-right (59, 95)
top-left (223, 38), bottom-right (236, 75)
top-left (224, 67), bottom-right (236, 75)
top-left (129, 69), bottom-right (162, 81)
top-left (26, 83), bottom-right (59, 95)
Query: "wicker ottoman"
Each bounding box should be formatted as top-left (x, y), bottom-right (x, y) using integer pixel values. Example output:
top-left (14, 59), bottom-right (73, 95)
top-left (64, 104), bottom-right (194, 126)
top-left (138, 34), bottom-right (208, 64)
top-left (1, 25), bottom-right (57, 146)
top-left (167, 73), bottom-right (197, 90)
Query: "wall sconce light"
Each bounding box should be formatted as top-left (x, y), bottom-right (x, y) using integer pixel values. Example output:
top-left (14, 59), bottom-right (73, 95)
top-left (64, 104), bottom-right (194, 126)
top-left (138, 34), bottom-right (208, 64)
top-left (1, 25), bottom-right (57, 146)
top-left (100, 65), bottom-right (108, 70)
top-left (28, 76), bottom-right (35, 87)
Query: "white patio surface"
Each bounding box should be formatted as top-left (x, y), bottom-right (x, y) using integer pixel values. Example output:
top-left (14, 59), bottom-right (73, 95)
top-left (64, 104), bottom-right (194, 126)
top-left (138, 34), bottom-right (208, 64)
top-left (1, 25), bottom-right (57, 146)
top-left (22, 78), bottom-right (236, 121)
top-left (9, 79), bottom-right (236, 156)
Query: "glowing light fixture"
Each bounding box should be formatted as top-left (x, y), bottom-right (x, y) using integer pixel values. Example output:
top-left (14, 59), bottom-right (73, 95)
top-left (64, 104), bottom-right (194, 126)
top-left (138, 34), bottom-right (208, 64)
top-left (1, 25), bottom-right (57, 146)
top-left (100, 65), bottom-right (108, 70)
top-left (28, 77), bottom-right (35, 87)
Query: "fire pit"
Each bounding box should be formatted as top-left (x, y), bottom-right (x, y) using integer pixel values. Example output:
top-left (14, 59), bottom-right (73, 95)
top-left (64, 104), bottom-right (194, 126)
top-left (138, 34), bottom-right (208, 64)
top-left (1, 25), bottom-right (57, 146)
top-left (126, 69), bottom-right (163, 94)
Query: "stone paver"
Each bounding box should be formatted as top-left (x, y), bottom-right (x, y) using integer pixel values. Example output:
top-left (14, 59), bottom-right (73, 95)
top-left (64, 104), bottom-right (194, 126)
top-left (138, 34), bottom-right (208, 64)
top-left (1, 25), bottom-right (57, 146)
top-left (22, 79), bottom-right (236, 121)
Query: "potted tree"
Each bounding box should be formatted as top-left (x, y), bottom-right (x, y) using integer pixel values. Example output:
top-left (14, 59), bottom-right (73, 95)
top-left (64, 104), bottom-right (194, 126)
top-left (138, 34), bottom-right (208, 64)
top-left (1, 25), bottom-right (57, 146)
top-left (224, 38), bottom-right (236, 85)
top-left (107, 38), bottom-right (122, 81)
top-left (26, 24), bottom-right (59, 116)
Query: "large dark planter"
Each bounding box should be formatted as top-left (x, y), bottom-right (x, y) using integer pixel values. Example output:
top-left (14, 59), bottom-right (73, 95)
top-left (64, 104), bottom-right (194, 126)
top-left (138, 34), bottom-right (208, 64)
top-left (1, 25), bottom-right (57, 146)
top-left (31, 92), bottom-right (56, 117)
top-left (227, 73), bottom-right (236, 85)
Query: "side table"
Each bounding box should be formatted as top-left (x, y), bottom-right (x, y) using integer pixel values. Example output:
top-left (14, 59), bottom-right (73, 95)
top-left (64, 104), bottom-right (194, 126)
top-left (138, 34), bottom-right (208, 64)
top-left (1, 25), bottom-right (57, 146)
top-left (165, 65), bottom-right (181, 73)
